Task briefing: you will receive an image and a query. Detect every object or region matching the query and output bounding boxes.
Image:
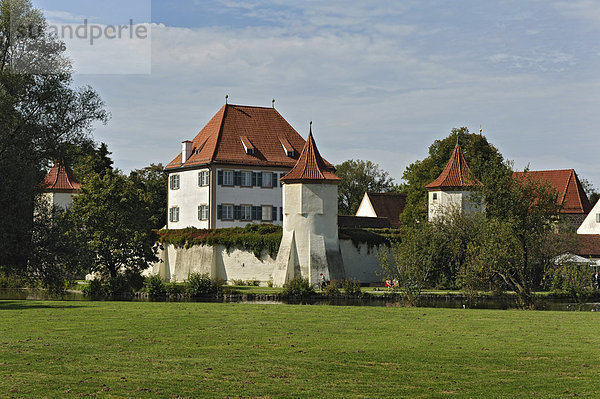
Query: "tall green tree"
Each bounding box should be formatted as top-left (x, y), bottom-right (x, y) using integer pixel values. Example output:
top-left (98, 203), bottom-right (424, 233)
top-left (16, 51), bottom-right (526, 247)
top-left (0, 0), bottom-right (108, 272)
top-left (336, 159), bottom-right (396, 215)
top-left (68, 172), bottom-right (159, 279)
top-left (462, 174), bottom-right (575, 308)
top-left (400, 127), bottom-right (507, 225)
top-left (129, 163), bottom-right (168, 230)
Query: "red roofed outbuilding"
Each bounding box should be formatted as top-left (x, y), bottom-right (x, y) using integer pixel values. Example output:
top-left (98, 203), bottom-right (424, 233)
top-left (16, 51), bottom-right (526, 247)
top-left (425, 143), bottom-right (484, 221)
top-left (513, 169), bottom-right (591, 228)
top-left (40, 161), bottom-right (81, 209)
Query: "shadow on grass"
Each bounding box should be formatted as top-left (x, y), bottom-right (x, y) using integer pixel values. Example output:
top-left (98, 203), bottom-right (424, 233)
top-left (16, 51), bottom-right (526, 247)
top-left (0, 300), bottom-right (84, 310)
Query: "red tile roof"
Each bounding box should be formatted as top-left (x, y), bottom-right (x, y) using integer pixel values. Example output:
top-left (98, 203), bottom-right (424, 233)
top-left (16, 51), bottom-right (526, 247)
top-left (425, 144), bottom-right (481, 190)
top-left (166, 104), bottom-right (313, 170)
top-left (575, 234), bottom-right (600, 257)
top-left (512, 169), bottom-right (592, 214)
top-left (41, 161), bottom-right (81, 192)
top-left (280, 129), bottom-right (340, 184)
top-left (363, 192), bottom-right (407, 227)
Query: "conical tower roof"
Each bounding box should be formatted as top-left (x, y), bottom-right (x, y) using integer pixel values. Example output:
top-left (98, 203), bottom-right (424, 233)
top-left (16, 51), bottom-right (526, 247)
top-left (425, 144), bottom-right (481, 191)
top-left (280, 126), bottom-right (340, 184)
top-left (41, 161), bottom-right (81, 193)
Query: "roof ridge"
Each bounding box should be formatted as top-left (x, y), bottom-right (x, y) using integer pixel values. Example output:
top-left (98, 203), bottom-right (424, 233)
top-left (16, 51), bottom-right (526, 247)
top-left (209, 104), bottom-right (228, 162)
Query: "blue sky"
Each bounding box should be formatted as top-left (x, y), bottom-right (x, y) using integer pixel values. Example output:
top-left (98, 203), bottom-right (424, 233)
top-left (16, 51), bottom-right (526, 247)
top-left (34, 0), bottom-right (600, 189)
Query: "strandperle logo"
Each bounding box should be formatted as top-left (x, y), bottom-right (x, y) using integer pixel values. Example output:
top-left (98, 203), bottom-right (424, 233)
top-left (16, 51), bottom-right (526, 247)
top-left (16, 19), bottom-right (149, 46)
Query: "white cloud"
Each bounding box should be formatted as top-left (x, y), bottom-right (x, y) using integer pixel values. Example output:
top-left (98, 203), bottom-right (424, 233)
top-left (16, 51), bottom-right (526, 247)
top-left (73, 3), bottom-right (600, 188)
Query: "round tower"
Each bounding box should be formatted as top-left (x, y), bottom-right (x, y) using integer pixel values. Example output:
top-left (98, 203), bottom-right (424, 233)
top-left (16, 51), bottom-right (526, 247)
top-left (272, 125), bottom-right (345, 287)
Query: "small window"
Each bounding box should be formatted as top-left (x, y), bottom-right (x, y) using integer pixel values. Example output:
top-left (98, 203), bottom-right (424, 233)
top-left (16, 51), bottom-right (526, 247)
top-left (241, 171), bottom-right (252, 187)
top-left (262, 172), bottom-right (273, 188)
top-left (169, 207), bottom-right (180, 222)
top-left (223, 170), bottom-right (233, 186)
top-left (198, 205), bottom-right (209, 220)
top-left (432, 193), bottom-right (438, 201)
top-left (222, 204), bottom-right (234, 220)
top-left (169, 174), bottom-right (180, 190)
top-left (596, 213), bottom-right (600, 223)
top-left (262, 205), bottom-right (273, 221)
top-left (198, 171), bottom-right (209, 186)
top-left (240, 205), bottom-right (252, 221)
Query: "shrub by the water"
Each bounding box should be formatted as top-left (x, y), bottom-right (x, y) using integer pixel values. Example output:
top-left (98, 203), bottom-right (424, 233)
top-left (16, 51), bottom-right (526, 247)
top-left (82, 279), bottom-right (104, 296)
top-left (324, 280), bottom-right (341, 296)
top-left (343, 278), bottom-right (362, 296)
top-left (281, 277), bottom-right (315, 297)
top-left (144, 274), bottom-right (166, 297)
top-left (186, 273), bottom-right (220, 297)
top-left (165, 282), bottom-right (185, 296)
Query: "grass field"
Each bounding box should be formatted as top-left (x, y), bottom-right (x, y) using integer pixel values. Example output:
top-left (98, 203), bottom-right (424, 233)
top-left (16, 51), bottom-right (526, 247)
top-left (1, 301), bottom-right (599, 398)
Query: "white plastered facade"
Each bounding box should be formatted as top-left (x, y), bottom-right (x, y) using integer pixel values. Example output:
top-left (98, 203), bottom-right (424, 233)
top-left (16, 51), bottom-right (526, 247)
top-left (577, 200), bottom-right (600, 234)
top-left (428, 190), bottom-right (484, 221)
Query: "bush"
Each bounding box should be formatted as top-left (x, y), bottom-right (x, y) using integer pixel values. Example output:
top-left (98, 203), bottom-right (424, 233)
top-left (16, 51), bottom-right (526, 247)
top-left (281, 276), bottom-right (315, 297)
top-left (165, 282), bottom-right (185, 296)
top-left (342, 278), bottom-right (362, 296)
top-left (144, 274), bottom-right (166, 297)
top-left (231, 279), bottom-right (245, 286)
top-left (324, 280), bottom-right (341, 297)
top-left (186, 273), bottom-right (219, 297)
top-left (246, 279), bottom-right (260, 286)
top-left (81, 274), bottom-right (134, 297)
top-left (0, 272), bottom-right (28, 289)
top-left (82, 279), bottom-right (105, 297)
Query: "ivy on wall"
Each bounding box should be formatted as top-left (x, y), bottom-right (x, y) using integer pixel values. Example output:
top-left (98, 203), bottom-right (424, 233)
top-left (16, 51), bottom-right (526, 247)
top-left (157, 224), bottom-right (283, 259)
top-left (158, 225), bottom-right (401, 259)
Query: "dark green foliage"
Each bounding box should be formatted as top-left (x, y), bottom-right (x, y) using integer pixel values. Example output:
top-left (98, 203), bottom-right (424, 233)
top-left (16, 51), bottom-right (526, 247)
top-left (67, 172), bottom-right (159, 279)
top-left (81, 279), bottom-right (104, 297)
top-left (281, 276), bottom-right (315, 297)
top-left (186, 273), bottom-right (220, 297)
top-left (81, 274), bottom-right (137, 297)
top-left (323, 280), bottom-right (341, 296)
top-left (0, 271), bottom-right (28, 289)
top-left (144, 274), bottom-right (167, 297)
top-left (342, 278), bottom-right (362, 296)
top-left (129, 164), bottom-right (168, 230)
top-left (165, 282), bottom-right (185, 296)
top-left (548, 262), bottom-right (596, 304)
top-left (338, 228), bottom-right (393, 249)
top-left (335, 159), bottom-right (397, 215)
top-left (158, 224), bottom-right (283, 259)
top-left (0, 0), bottom-right (108, 273)
top-left (28, 204), bottom-right (89, 295)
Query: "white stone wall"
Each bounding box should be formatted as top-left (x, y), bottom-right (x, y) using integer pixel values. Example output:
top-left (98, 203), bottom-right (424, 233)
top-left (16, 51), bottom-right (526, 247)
top-left (152, 239), bottom-right (384, 284)
top-left (577, 201), bottom-right (600, 234)
top-left (340, 240), bottom-right (386, 283)
top-left (167, 168), bottom-right (210, 229)
top-left (428, 190), bottom-right (484, 221)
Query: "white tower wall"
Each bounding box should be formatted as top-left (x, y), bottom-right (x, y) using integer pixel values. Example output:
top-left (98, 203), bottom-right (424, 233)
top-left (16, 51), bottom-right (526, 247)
top-left (273, 182), bottom-right (344, 286)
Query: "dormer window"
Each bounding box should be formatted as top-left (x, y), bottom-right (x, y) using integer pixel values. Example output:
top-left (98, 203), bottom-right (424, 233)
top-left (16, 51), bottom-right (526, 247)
top-left (280, 138), bottom-right (295, 157)
top-left (240, 136), bottom-right (255, 155)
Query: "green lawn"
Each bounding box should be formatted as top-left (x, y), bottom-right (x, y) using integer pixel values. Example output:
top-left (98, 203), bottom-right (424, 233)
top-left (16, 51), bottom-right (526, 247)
top-left (1, 301), bottom-right (599, 398)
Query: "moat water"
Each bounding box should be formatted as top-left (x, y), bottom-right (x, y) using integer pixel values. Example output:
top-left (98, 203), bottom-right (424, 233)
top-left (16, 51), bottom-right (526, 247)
top-left (1, 289), bottom-right (599, 311)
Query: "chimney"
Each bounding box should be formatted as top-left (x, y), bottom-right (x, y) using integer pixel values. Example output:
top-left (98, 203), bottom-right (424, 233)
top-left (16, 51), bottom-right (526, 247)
top-left (181, 140), bottom-right (193, 164)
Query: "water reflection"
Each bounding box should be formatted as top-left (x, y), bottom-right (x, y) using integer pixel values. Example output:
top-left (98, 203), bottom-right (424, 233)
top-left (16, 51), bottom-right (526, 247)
top-left (1, 289), bottom-right (599, 311)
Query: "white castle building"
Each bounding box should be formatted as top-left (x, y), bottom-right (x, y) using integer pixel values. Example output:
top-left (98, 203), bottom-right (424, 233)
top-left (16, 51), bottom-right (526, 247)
top-left (165, 103), bottom-right (324, 229)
